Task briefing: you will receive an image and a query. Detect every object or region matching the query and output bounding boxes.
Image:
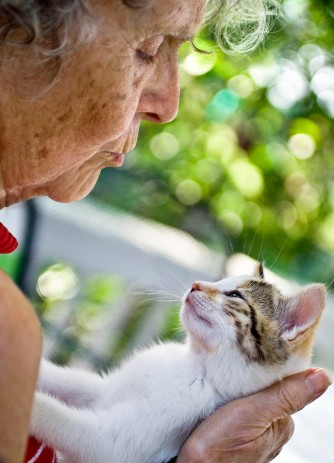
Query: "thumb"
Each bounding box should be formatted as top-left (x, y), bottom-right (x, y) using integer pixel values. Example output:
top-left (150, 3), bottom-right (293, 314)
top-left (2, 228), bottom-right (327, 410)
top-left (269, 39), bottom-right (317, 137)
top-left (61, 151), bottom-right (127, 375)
top-left (245, 368), bottom-right (332, 425)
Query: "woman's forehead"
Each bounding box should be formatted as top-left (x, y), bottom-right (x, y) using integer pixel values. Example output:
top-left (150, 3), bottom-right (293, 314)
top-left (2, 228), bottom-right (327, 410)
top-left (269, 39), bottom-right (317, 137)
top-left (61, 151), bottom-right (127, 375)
top-left (126, 0), bottom-right (206, 38)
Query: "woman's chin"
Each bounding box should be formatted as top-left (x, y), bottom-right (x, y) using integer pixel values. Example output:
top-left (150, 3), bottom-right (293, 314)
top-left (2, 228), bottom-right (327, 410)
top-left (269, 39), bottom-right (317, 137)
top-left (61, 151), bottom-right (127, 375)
top-left (48, 188), bottom-right (94, 203)
top-left (48, 188), bottom-right (92, 203)
top-left (47, 172), bottom-right (101, 203)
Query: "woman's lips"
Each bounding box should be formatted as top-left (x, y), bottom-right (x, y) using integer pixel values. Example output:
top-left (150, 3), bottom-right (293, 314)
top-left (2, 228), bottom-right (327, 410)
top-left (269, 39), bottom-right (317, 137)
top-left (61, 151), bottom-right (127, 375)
top-left (108, 152), bottom-right (125, 167)
top-left (97, 150), bottom-right (126, 167)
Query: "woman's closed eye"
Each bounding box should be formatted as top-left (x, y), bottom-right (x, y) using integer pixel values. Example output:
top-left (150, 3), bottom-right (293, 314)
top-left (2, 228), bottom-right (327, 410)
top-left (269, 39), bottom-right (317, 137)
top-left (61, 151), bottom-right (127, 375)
top-left (136, 49), bottom-right (155, 63)
top-left (136, 36), bottom-right (164, 64)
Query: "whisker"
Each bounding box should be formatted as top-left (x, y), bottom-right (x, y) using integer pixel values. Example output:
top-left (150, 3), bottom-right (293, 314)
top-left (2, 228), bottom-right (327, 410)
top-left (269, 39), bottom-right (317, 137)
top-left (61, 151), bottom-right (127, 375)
top-left (225, 231), bottom-right (234, 257)
top-left (134, 289), bottom-right (183, 300)
top-left (325, 277), bottom-right (334, 289)
top-left (267, 239), bottom-right (288, 270)
top-left (243, 231), bottom-right (248, 255)
top-left (138, 297), bottom-right (180, 305)
top-left (256, 235), bottom-right (264, 263)
top-left (247, 232), bottom-right (257, 257)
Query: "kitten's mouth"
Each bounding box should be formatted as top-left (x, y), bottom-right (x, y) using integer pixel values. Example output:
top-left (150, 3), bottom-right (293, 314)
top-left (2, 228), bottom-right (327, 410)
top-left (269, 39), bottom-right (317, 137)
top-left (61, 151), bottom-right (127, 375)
top-left (185, 296), bottom-right (212, 327)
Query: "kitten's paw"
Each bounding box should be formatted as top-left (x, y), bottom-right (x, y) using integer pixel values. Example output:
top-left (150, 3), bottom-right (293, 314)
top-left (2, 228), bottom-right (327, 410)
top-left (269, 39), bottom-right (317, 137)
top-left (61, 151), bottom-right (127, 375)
top-left (30, 392), bottom-right (54, 440)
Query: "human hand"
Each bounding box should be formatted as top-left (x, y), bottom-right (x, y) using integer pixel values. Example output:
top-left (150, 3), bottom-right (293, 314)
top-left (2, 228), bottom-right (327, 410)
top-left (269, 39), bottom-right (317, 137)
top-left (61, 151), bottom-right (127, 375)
top-left (177, 368), bottom-right (332, 463)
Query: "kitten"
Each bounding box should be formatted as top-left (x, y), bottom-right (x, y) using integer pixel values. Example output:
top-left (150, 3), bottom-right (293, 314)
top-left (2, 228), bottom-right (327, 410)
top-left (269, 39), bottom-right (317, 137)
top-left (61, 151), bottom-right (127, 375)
top-left (31, 264), bottom-right (326, 463)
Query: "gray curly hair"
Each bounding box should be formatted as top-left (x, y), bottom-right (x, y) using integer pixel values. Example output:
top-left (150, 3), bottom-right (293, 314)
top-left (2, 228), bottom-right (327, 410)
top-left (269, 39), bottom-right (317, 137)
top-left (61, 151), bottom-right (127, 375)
top-left (0, 0), bottom-right (280, 60)
top-left (207, 0), bottom-right (280, 53)
top-left (0, 0), bottom-right (94, 58)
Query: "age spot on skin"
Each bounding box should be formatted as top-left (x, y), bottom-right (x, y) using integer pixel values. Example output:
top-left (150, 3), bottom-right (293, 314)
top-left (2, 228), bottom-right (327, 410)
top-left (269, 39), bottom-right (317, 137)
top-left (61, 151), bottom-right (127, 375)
top-left (57, 112), bottom-right (71, 124)
top-left (110, 92), bottom-right (127, 102)
top-left (38, 147), bottom-right (48, 159)
top-left (87, 99), bottom-right (98, 113)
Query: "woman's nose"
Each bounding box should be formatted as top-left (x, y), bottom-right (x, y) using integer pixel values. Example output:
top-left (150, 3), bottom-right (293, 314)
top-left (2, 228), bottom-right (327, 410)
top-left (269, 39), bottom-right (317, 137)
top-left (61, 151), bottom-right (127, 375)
top-left (137, 57), bottom-right (180, 124)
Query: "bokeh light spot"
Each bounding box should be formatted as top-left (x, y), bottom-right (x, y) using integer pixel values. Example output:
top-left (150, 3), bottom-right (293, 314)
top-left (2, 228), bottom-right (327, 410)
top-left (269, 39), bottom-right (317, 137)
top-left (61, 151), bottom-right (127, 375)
top-left (311, 66), bottom-right (334, 117)
top-left (242, 202), bottom-right (262, 227)
top-left (37, 263), bottom-right (79, 301)
top-left (267, 60), bottom-right (308, 110)
top-left (288, 133), bottom-right (316, 159)
top-left (206, 126), bottom-right (238, 162)
top-left (229, 160), bottom-right (264, 198)
top-left (206, 89), bottom-right (240, 122)
top-left (228, 75), bottom-right (255, 98)
top-left (182, 52), bottom-right (217, 76)
top-left (219, 212), bottom-right (243, 236)
top-left (196, 159), bottom-right (221, 183)
top-left (150, 132), bottom-right (180, 160)
top-left (278, 201), bottom-right (298, 229)
top-left (317, 214), bottom-right (334, 250)
top-left (295, 184), bottom-right (320, 213)
top-left (176, 179), bottom-right (202, 205)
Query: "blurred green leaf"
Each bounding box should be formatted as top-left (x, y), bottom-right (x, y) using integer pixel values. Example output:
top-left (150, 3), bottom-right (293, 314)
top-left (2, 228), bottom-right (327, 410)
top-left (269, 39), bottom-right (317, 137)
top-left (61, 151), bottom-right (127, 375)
top-left (92, 0), bottom-right (334, 285)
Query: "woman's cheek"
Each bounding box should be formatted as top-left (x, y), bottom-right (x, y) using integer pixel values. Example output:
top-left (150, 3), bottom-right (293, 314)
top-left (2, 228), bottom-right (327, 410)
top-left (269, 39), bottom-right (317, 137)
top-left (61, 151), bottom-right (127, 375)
top-left (78, 76), bottom-right (142, 144)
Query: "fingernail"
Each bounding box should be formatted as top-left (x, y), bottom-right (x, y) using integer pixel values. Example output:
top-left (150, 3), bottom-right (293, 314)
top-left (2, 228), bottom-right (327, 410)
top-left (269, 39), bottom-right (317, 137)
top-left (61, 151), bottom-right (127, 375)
top-left (305, 368), bottom-right (333, 394)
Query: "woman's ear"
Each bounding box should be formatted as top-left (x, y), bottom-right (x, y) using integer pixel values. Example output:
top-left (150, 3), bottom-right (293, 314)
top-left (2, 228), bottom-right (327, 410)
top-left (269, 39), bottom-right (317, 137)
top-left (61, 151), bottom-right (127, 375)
top-left (280, 284), bottom-right (326, 342)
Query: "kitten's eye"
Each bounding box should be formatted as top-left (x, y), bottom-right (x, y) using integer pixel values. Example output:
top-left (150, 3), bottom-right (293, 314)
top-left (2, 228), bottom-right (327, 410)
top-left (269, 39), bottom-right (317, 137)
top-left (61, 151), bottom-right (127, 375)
top-left (225, 290), bottom-right (243, 299)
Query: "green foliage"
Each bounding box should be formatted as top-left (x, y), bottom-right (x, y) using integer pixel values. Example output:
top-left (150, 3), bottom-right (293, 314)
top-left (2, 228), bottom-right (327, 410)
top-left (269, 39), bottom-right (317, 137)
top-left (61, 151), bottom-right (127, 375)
top-left (34, 262), bottom-right (181, 367)
top-left (92, 0), bottom-right (334, 285)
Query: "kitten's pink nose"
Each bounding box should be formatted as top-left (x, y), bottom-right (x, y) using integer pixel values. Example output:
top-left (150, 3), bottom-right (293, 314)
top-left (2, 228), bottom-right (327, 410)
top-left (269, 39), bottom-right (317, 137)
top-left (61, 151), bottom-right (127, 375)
top-left (191, 282), bottom-right (202, 292)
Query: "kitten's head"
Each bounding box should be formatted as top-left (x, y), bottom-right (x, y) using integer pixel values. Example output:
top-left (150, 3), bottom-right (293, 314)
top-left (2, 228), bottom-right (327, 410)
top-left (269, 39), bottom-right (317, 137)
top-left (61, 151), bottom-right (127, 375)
top-left (181, 264), bottom-right (326, 376)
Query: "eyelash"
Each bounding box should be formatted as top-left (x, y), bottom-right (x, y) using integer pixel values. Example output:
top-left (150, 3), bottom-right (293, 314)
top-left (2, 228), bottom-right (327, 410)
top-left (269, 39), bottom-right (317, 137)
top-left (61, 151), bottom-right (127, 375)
top-left (136, 49), bottom-right (155, 64)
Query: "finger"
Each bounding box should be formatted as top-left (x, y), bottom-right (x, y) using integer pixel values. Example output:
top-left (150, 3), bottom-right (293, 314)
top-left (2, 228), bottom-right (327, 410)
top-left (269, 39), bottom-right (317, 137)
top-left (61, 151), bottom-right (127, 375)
top-left (241, 368), bottom-right (332, 426)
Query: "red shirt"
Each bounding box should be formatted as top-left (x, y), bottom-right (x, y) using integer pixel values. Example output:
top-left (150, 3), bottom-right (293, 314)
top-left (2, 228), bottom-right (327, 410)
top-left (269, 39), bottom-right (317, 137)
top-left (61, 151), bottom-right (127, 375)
top-left (24, 437), bottom-right (57, 463)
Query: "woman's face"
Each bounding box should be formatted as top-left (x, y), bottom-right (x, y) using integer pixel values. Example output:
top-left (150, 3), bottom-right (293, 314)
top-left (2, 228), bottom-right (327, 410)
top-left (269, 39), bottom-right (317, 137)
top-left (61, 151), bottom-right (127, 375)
top-left (0, 0), bottom-right (205, 207)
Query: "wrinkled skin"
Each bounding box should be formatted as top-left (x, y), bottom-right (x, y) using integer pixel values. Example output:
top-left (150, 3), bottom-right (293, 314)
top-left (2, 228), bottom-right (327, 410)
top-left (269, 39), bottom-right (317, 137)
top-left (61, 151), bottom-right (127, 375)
top-left (0, 0), bottom-right (205, 207)
top-left (0, 1), bottom-right (332, 463)
top-left (177, 369), bottom-right (332, 463)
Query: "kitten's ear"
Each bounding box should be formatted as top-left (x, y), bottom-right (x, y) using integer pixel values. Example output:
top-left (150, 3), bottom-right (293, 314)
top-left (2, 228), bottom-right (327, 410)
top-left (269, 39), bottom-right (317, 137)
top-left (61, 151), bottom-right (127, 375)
top-left (280, 284), bottom-right (326, 342)
top-left (254, 262), bottom-right (265, 279)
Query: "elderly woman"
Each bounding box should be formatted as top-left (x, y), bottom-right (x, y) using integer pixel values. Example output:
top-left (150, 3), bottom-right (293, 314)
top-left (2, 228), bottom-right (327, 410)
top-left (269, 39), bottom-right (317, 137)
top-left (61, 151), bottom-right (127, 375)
top-left (0, 1), bottom-right (331, 462)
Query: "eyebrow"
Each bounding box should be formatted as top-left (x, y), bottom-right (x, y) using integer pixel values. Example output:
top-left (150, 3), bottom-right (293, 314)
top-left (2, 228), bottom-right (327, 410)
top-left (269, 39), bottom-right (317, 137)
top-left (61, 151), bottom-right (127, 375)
top-left (162, 34), bottom-right (194, 48)
top-left (163, 22), bottom-right (198, 44)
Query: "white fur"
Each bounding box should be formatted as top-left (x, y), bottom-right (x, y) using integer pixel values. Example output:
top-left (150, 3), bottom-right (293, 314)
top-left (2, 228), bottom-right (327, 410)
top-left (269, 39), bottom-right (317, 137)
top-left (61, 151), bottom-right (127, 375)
top-left (31, 276), bottom-right (315, 463)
